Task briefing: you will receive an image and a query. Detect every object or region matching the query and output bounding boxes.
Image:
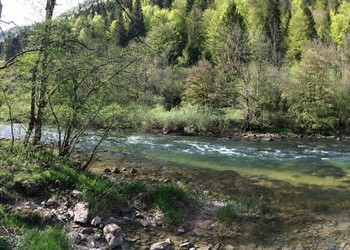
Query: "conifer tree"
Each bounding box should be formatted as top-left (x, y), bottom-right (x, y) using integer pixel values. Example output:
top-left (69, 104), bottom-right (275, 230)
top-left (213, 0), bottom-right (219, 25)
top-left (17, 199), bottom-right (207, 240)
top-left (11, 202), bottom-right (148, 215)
top-left (287, 2), bottom-right (317, 61)
top-left (128, 0), bottom-right (146, 40)
top-left (115, 10), bottom-right (128, 46)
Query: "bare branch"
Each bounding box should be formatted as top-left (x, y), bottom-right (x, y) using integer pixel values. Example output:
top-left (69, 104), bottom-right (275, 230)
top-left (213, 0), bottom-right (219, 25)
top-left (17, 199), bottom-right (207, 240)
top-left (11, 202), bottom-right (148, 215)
top-left (0, 49), bottom-right (40, 70)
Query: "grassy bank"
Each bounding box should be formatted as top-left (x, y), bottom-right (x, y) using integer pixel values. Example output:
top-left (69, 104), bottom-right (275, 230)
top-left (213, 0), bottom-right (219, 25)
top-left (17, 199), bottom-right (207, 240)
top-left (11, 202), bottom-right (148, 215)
top-left (0, 141), bottom-right (199, 249)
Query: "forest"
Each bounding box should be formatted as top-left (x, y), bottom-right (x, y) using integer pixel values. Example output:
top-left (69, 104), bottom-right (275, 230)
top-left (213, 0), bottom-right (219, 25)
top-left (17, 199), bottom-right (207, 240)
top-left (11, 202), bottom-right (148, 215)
top-left (1, 0), bottom-right (350, 148)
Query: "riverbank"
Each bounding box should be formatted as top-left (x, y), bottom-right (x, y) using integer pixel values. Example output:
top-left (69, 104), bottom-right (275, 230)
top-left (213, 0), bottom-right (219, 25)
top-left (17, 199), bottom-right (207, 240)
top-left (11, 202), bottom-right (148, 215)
top-left (147, 126), bottom-right (350, 141)
top-left (1, 138), bottom-right (350, 249)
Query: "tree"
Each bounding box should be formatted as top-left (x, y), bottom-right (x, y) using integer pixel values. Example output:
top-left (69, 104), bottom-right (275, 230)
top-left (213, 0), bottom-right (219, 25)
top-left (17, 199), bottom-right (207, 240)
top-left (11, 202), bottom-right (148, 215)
top-left (128, 0), bottom-right (146, 40)
top-left (179, 7), bottom-right (204, 65)
top-left (287, 2), bottom-right (317, 61)
top-left (182, 60), bottom-right (216, 107)
top-left (31, 0), bottom-right (57, 145)
top-left (330, 1), bottom-right (350, 45)
top-left (287, 42), bottom-right (337, 132)
top-left (114, 10), bottom-right (128, 46)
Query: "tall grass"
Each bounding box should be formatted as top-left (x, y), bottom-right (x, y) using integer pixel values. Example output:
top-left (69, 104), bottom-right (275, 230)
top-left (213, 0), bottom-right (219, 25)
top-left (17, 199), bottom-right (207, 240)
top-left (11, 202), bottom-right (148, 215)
top-left (21, 225), bottom-right (71, 250)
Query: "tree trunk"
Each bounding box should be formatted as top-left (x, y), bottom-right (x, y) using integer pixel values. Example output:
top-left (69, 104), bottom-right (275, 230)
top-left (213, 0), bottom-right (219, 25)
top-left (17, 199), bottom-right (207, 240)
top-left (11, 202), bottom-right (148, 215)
top-left (33, 0), bottom-right (56, 145)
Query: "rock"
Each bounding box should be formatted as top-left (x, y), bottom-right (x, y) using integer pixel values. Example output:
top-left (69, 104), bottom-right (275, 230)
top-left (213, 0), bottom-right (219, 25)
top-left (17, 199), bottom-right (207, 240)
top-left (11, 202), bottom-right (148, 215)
top-left (130, 168), bottom-right (138, 174)
top-left (139, 219), bottom-right (150, 227)
top-left (150, 238), bottom-right (173, 250)
top-left (45, 198), bottom-right (59, 208)
top-left (163, 125), bottom-right (184, 135)
top-left (176, 228), bottom-right (186, 234)
top-left (340, 242), bottom-right (347, 248)
top-left (20, 180), bottom-right (40, 195)
top-left (68, 232), bottom-right (82, 244)
top-left (180, 242), bottom-right (193, 249)
top-left (135, 212), bottom-right (144, 219)
top-left (261, 137), bottom-right (274, 142)
top-left (81, 227), bottom-right (94, 235)
top-left (223, 245), bottom-right (235, 250)
top-left (103, 223), bottom-right (123, 248)
top-left (71, 190), bottom-right (83, 198)
top-left (74, 202), bottom-right (90, 224)
top-left (212, 243), bottom-right (223, 250)
top-left (91, 216), bottom-right (102, 227)
top-left (104, 168), bottom-right (112, 173)
top-left (112, 168), bottom-right (121, 174)
top-left (154, 215), bottom-right (164, 226)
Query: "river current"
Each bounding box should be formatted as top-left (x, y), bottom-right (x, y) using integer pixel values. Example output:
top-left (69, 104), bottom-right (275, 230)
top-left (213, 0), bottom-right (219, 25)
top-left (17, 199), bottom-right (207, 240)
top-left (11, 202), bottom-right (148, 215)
top-left (1, 124), bottom-right (349, 187)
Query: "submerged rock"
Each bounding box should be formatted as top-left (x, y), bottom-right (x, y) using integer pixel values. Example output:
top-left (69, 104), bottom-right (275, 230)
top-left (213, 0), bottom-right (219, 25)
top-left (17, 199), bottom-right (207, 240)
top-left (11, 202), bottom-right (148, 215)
top-left (112, 167), bottom-right (121, 174)
top-left (130, 168), bottom-right (138, 174)
top-left (261, 137), bottom-right (274, 142)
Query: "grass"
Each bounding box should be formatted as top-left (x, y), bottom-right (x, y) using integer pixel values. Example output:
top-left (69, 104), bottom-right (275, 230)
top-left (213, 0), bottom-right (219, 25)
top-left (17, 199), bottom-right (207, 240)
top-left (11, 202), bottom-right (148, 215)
top-left (21, 225), bottom-right (71, 250)
top-left (150, 184), bottom-right (197, 226)
top-left (216, 196), bottom-right (273, 226)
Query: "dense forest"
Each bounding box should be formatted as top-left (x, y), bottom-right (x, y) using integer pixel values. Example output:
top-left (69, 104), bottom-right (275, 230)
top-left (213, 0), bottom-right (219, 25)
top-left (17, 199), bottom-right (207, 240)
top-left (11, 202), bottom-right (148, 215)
top-left (1, 0), bottom-right (350, 147)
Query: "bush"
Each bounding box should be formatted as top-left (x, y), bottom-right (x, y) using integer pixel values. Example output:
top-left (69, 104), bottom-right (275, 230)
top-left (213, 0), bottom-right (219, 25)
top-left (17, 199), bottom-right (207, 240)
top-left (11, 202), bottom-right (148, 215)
top-left (144, 104), bottom-right (224, 133)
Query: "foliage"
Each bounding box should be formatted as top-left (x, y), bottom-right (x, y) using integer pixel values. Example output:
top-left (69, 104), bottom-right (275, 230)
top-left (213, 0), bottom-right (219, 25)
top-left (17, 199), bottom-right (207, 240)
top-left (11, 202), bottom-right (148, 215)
top-left (287, 42), bottom-right (338, 132)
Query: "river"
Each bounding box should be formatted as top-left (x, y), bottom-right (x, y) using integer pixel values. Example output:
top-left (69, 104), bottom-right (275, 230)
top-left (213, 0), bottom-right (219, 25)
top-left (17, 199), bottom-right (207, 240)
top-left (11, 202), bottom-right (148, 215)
top-left (1, 123), bottom-right (349, 187)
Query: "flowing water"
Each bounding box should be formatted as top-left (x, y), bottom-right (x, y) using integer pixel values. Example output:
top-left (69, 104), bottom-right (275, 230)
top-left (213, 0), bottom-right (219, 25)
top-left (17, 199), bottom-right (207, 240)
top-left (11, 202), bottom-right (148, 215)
top-left (1, 123), bottom-right (349, 187)
top-left (89, 134), bottom-right (350, 187)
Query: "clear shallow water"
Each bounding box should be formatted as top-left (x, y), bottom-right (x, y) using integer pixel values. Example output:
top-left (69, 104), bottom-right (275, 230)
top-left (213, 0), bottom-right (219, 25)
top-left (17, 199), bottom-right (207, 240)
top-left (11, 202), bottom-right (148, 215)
top-left (96, 134), bottom-right (349, 187)
top-left (1, 124), bottom-right (349, 186)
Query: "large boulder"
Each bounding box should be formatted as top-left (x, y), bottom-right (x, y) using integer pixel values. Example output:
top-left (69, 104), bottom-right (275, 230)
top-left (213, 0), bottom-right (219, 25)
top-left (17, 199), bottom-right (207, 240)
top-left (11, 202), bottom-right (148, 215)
top-left (74, 202), bottom-right (90, 224)
top-left (103, 223), bottom-right (123, 248)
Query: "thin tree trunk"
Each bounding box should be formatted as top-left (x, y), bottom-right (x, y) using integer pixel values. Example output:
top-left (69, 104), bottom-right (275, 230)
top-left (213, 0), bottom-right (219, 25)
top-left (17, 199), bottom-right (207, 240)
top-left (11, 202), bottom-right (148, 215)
top-left (24, 60), bottom-right (39, 145)
top-left (33, 0), bottom-right (56, 145)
